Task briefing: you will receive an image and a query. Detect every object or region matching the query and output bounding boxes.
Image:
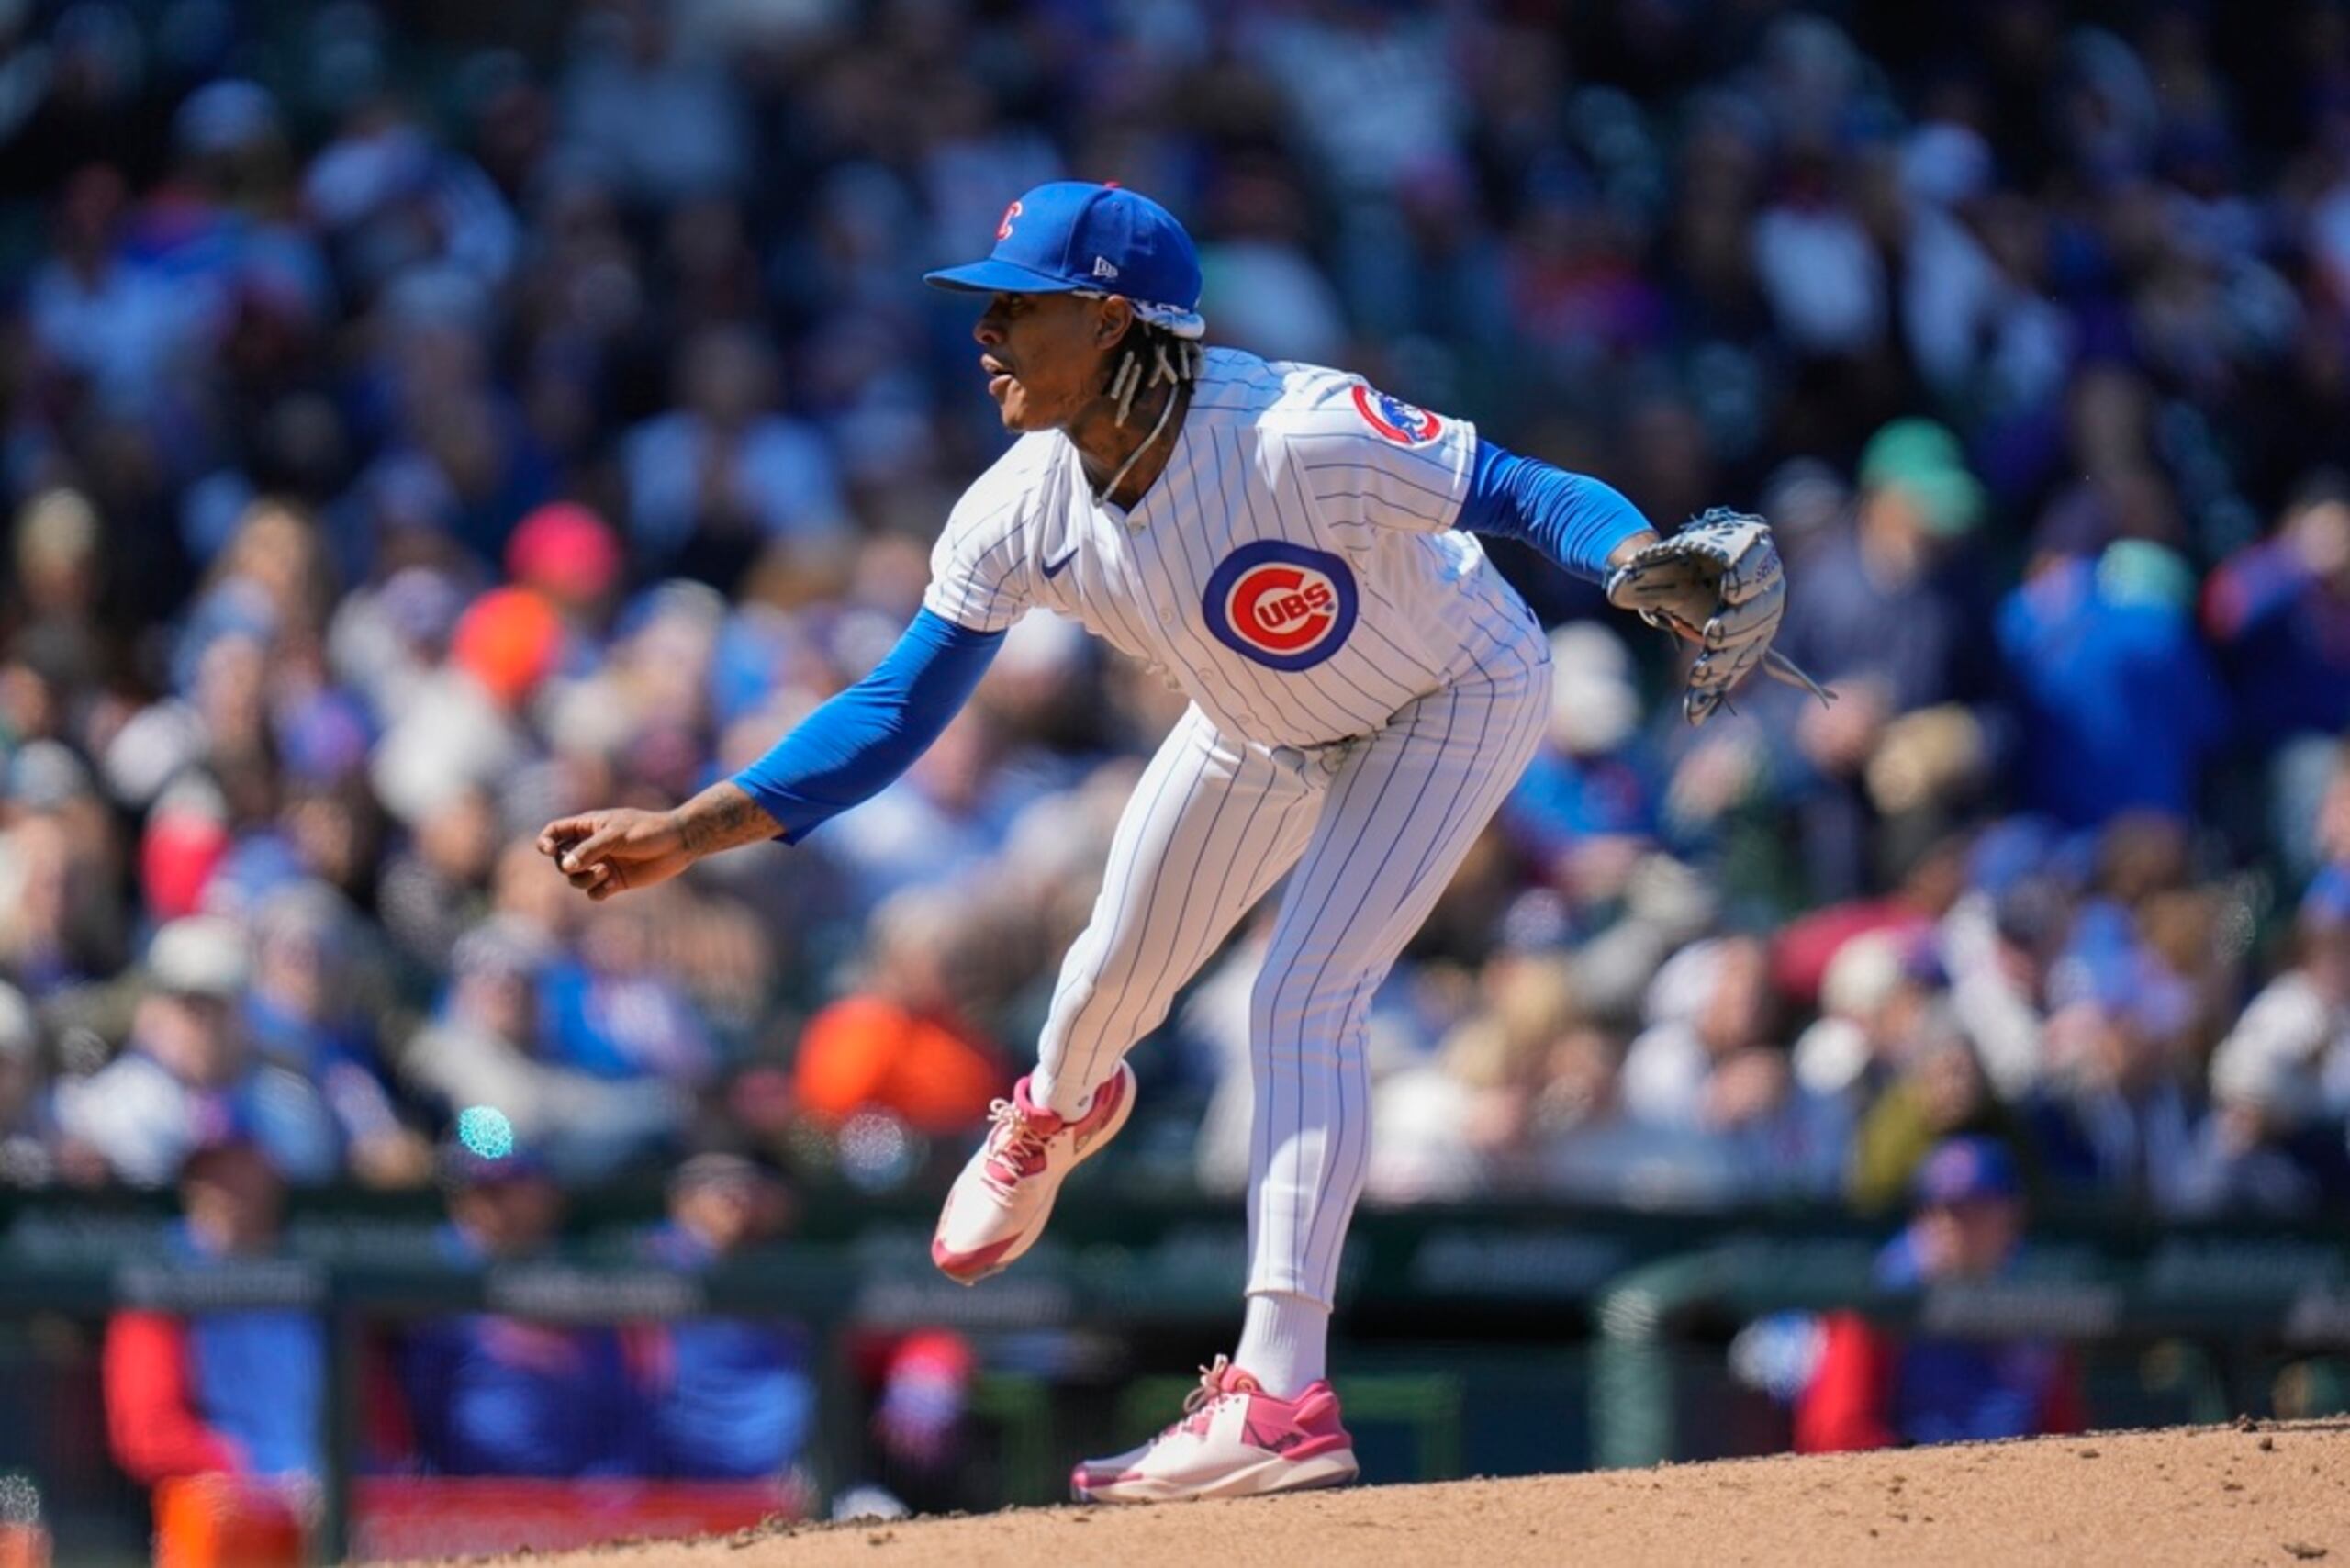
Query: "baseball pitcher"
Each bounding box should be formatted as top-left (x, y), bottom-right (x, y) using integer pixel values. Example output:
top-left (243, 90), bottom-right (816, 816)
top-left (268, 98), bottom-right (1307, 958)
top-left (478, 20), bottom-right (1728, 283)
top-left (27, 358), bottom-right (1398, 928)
top-left (540, 182), bottom-right (1812, 1504)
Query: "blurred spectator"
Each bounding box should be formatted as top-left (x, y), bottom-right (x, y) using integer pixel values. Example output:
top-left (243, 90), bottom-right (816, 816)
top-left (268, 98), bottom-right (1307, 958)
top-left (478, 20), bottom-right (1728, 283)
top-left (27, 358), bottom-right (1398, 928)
top-left (2205, 487), bottom-right (2350, 875)
top-left (370, 588), bottom-right (558, 828)
top-left (2204, 480), bottom-right (2350, 750)
top-left (1997, 541), bottom-right (2225, 828)
top-left (2181, 1034), bottom-right (2334, 1218)
top-left (1621, 936), bottom-right (1775, 1131)
top-left (2024, 909), bottom-right (2203, 1215)
top-left (1847, 1010), bottom-right (2021, 1212)
top-left (0, 982), bottom-right (51, 1185)
top-left (1753, 145), bottom-right (1887, 360)
top-left (244, 883), bottom-right (430, 1187)
top-left (2187, 868), bottom-right (2350, 1215)
top-left (1503, 622), bottom-right (1658, 900)
top-left (373, 784), bottom-right (498, 972)
top-left (399, 917), bottom-right (685, 1182)
top-left (632, 1153), bottom-right (815, 1479)
top-left (792, 887), bottom-right (1012, 1137)
top-left (505, 503), bottom-right (623, 655)
top-left (1789, 930), bottom-right (1921, 1107)
top-left (1770, 420), bottom-right (1998, 900)
top-left (559, 2), bottom-right (751, 204)
top-left (1796, 1137), bottom-right (2085, 1452)
top-left (540, 898), bottom-right (721, 1092)
top-left (1369, 952), bottom-right (1580, 1202)
top-left (621, 326), bottom-right (850, 588)
top-left (54, 918), bottom-right (340, 1186)
top-left (1618, 935), bottom-right (1845, 1201)
top-left (0, 0), bottom-right (2347, 1229)
top-left (1935, 817), bottom-right (2071, 1103)
top-left (1770, 836), bottom-right (1959, 1014)
top-left (104, 1128), bottom-right (324, 1485)
top-left (857, 1328), bottom-right (982, 1517)
top-left (390, 1144), bottom-right (646, 1477)
top-left (0, 739), bottom-right (129, 995)
top-left (26, 168), bottom-right (193, 420)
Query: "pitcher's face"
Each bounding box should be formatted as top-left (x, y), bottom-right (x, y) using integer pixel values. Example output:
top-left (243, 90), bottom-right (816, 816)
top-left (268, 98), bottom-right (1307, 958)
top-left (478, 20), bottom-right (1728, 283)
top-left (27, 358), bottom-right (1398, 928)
top-left (970, 292), bottom-right (1121, 433)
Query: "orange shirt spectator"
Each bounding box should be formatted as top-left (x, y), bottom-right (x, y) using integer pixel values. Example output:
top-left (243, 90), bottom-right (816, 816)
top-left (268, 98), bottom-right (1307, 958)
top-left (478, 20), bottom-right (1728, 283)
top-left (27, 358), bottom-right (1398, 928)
top-left (792, 889), bottom-right (1012, 1135)
top-left (794, 995), bottom-right (1004, 1136)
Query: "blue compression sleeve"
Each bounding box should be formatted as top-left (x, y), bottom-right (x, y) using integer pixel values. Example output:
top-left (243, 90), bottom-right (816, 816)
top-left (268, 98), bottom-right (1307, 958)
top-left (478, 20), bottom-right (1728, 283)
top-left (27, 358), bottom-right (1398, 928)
top-left (729, 609), bottom-right (1003, 844)
top-left (1456, 436), bottom-right (1654, 583)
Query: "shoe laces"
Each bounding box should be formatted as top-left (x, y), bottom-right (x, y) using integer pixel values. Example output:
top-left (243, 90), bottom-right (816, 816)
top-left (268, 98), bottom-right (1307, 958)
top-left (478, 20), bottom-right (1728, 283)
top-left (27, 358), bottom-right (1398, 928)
top-left (979, 1097), bottom-right (1054, 1193)
top-left (1173, 1354), bottom-right (1248, 1437)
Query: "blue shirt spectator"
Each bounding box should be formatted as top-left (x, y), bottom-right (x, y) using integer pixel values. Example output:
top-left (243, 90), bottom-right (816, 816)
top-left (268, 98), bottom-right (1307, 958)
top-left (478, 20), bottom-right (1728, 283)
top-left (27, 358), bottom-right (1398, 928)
top-left (394, 1151), bottom-right (649, 1477)
top-left (632, 1156), bottom-right (815, 1480)
top-left (1996, 544), bottom-right (2227, 829)
top-left (1796, 1139), bottom-right (2085, 1451)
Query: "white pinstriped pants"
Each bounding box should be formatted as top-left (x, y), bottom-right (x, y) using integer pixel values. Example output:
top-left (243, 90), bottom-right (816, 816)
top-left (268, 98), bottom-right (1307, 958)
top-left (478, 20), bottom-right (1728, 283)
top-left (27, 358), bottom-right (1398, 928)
top-left (1037, 649), bottom-right (1550, 1307)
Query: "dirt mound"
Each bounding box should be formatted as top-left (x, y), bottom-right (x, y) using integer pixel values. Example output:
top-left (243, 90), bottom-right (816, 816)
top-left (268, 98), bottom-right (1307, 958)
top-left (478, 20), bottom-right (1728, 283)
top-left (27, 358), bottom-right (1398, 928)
top-left (420, 1421), bottom-right (2350, 1568)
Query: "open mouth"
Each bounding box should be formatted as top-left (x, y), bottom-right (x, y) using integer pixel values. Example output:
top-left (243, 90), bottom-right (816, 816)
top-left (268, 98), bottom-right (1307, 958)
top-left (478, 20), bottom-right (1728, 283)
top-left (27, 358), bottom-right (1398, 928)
top-left (981, 355), bottom-right (1013, 396)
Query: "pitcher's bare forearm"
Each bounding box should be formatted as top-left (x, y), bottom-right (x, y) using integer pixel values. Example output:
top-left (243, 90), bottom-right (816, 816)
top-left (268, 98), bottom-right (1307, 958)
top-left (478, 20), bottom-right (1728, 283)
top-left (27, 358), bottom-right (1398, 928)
top-left (672, 781), bottom-right (783, 858)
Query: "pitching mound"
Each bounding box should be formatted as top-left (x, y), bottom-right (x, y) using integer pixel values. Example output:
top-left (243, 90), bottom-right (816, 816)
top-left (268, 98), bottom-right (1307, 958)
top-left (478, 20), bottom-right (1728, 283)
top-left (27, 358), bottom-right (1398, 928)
top-left (424, 1422), bottom-right (2350, 1568)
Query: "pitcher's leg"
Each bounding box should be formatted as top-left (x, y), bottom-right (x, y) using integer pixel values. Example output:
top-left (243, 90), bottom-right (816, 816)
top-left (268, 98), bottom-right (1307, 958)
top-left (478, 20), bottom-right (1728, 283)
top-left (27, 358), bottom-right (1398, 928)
top-left (1069, 667), bottom-right (1550, 1499)
top-left (1246, 668), bottom-right (1550, 1310)
top-left (933, 707), bottom-right (1320, 1285)
top-left (1030, 707), bottom-right (1321, 1119)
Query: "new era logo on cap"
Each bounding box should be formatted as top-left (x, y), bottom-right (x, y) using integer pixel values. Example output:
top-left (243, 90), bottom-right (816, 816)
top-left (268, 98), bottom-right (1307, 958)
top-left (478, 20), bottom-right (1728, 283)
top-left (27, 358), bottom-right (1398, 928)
top-left (924, 182), bottom-right (1205, 340)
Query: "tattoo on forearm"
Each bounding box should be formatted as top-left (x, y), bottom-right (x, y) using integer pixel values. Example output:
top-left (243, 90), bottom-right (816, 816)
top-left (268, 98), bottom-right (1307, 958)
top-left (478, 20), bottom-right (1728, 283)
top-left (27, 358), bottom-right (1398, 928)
top-left (676, 782), bottom-right (781, 857)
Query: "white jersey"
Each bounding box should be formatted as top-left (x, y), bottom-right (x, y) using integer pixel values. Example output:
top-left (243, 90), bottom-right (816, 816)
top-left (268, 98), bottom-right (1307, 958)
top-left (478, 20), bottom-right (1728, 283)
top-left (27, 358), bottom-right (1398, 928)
top-left (923, 348), bottom-right (1539, 749)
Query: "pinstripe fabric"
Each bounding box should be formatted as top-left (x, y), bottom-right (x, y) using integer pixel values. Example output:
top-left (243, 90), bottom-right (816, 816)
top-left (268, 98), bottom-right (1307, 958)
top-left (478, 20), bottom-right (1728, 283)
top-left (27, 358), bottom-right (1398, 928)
top-left (1037, 626), bottom-right (1550, 1306)
top-left (1039, 706), bottom-right (1324, 1106)
top-left (922, 349), bottom-right (1525, 749)
top-left (1247, 644), bottom-right (1548, 1304)
top-left (928, 346), bottom-right (1561, 1306)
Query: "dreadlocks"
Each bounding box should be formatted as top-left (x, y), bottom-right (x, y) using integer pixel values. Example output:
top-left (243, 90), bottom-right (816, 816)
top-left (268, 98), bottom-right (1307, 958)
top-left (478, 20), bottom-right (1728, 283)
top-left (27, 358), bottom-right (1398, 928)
top-left (1105, 319), bottom-right (1205, 426)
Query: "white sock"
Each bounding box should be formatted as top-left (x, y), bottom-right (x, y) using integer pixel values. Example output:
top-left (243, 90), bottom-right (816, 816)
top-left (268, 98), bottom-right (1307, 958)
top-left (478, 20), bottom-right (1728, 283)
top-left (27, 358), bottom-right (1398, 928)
top-left (1024, 1067), bottom-right (1091, 1122)
top-left (1235, 1291), bottom-right (1330, 1399)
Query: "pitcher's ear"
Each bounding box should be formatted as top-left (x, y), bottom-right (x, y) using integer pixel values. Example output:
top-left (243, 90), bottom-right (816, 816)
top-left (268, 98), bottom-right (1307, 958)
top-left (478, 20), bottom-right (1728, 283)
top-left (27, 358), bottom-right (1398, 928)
top-left (1094, 296), bottom-right (1136, 348)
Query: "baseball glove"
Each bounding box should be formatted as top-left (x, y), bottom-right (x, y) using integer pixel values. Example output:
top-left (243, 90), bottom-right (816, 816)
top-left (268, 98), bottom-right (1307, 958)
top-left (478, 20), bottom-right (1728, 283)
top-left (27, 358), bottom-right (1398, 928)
top-left (1604, 508), bottom-right (1833, 724)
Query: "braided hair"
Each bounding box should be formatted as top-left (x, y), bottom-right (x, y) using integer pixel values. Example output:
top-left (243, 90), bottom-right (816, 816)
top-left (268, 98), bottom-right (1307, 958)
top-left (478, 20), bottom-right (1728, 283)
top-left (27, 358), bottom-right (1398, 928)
top-left (1104, 318), bottom-right (1205, 425)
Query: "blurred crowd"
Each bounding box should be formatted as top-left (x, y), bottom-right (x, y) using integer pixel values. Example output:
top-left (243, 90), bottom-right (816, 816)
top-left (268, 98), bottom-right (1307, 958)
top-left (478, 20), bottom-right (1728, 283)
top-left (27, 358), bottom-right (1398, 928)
top-left (2, 0), bottom-right (2350, 1227)
top-left (103, 1123), bottom-right (826, 1498)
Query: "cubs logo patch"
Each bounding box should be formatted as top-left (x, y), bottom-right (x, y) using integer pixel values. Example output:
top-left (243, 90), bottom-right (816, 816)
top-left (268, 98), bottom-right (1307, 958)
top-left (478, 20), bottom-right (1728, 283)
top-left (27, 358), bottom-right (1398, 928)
top-left (1203, 542), bottom-right (1360, 671)
top-left (1350, 383), bottom-right (1444, 447)
top-left (995, 199), bottom-right (1024, 241)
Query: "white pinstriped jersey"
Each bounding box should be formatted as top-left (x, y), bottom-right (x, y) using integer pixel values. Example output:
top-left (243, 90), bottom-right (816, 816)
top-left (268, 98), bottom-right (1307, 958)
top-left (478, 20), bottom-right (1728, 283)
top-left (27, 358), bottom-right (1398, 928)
top-left (923, 348), bottom-right (1540, 750)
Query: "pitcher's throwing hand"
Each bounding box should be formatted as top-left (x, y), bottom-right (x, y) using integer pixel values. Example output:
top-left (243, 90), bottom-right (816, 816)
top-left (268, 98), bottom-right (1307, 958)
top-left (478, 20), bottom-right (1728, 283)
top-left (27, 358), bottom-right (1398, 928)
top-left (536, 785), bottom-right (778, 902)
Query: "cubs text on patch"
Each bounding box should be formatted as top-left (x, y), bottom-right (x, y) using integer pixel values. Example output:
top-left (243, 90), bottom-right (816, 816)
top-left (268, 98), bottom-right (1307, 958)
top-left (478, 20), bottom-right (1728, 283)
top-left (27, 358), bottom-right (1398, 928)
top-left (1203, 541), bottom-right (1360, 671)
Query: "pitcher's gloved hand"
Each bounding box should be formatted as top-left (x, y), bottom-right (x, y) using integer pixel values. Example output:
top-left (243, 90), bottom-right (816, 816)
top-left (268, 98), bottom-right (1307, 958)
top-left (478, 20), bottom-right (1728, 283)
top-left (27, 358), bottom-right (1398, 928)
top-left (1604, 508), bottom-right (1832, 724)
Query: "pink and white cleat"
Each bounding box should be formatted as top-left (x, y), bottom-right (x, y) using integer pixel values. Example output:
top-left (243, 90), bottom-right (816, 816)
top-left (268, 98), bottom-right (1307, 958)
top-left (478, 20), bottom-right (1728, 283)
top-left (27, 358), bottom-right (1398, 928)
top-left (931, 1064), bottom-right (1136, 1285)
top-left (1070, 1356), bottom-right (1359, 1505)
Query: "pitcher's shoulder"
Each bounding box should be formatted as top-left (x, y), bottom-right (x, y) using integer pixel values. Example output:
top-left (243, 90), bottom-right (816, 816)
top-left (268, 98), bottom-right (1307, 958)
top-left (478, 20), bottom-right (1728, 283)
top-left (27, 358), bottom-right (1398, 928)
top-left (945, 433), bottom-right (1072, 545)
top-left (1191, 349), bottom-right (1358, 421)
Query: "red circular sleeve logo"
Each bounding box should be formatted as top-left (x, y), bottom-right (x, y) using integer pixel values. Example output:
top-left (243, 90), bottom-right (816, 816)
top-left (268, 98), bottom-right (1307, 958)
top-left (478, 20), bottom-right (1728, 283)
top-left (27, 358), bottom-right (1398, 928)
top-left (1350, 384), bottom-right (1444, 446)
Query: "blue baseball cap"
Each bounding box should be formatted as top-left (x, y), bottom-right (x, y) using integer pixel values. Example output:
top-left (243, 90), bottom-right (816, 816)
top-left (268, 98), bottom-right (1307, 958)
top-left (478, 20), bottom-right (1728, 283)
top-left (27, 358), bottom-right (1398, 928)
top-left (1913, 1136), bottom-right (2021, 1208)
top-left (924, 181), bottom-right (1205, 340)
